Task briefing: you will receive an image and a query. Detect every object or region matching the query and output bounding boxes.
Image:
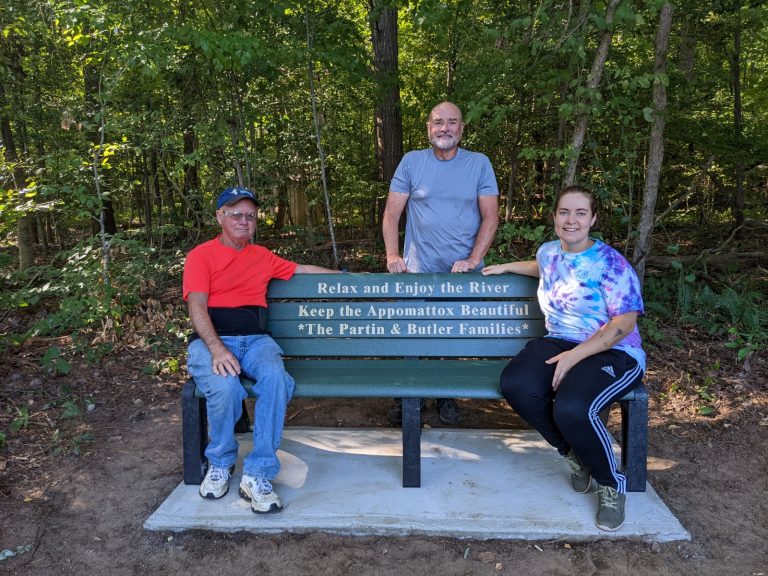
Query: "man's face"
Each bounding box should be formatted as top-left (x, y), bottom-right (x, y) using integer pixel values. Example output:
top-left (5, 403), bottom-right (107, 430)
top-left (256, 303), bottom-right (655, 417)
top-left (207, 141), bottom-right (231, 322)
top-left (427, 104), bottom-right (464, 151)
top-left (216, 198), bottom-right (258, 245)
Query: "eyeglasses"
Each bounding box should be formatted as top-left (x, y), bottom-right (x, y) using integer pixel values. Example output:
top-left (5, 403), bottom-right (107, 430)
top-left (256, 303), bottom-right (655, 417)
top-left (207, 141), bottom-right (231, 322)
top-left (220, 210), bottom-right (257, 222)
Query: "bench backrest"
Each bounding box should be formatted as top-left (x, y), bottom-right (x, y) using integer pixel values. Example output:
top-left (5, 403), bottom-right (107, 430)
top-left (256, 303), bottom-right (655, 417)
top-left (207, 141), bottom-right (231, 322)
top-left (266, 273), bottom-right (545, 358)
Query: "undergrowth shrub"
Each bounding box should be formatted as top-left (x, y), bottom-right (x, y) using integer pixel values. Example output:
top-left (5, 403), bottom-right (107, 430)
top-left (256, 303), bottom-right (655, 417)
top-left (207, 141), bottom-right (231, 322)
top-left (0, 235), bottom-right (183, 352)
top-left (643, 271), bottom-right (766, 364)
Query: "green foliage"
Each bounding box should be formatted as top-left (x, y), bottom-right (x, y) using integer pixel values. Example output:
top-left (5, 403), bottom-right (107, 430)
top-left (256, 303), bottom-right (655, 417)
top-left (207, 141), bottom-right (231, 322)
top-left (59, 399), bottom-right (82, 419)
top-left (639, 316), bottom-right (665, 344)
top-left (0, 235), bottom-right (175, 346)
top-left (644, 248), bottom-right (767, 364)
top-left (696, 361), bottom-right (720, 416)
top-left (486, 222), bottom-right (549, 264)
top-left (9, 406), bottom-right (29, 433)
top-left (69, 432), bottom-right (95, 456)
top-left (724, 328), bottom-right (761, 363)
top-left (0, 378), bottom-right (100, 456)
top-left (41, 346), bottom-right (72, 376)
top-left (49, 428), bottom-right (95, 456)
top-left (143, 357), bottom-right (180, 375)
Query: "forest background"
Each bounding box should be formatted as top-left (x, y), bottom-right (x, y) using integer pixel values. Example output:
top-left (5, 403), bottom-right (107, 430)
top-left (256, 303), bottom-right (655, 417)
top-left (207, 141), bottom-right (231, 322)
top-left (0, 1), bottom-right (767, 573)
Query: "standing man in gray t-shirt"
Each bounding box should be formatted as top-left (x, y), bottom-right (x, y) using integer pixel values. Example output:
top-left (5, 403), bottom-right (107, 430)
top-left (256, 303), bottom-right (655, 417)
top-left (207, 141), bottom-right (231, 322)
top-left (382, 101), bottom-right (499, 425)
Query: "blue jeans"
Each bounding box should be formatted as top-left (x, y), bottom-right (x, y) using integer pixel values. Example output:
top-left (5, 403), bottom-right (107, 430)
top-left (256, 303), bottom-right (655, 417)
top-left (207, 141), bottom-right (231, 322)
top-left (187, 335), bottom-right (295, 480)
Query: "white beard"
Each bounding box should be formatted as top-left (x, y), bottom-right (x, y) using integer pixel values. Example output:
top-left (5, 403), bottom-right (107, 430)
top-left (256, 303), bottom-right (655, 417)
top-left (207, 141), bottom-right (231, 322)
top-left (430, 134), bottom-right (458, 150)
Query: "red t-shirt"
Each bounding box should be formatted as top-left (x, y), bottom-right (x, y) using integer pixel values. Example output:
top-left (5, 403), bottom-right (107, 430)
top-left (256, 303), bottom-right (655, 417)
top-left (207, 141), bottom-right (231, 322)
top-left (183, 236), bottom-right (297, 308)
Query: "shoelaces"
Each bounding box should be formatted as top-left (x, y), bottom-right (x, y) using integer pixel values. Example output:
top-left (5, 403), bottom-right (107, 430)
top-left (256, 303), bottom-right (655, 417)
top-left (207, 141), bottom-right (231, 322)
top-left (597, 486), bottom-right (620, 509)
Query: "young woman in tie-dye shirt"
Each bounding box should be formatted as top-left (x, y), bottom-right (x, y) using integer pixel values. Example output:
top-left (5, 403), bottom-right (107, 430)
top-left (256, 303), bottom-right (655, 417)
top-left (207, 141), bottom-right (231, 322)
top-left (482, 185), bottom-right (645, 532)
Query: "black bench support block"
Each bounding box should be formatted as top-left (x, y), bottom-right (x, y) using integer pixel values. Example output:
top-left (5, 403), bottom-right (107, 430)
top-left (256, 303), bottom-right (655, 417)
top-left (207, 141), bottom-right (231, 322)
top-left (182, 378), bottom-right (206, 485)
top-left (621, 385), bottom-right (648, 492)
top-left (401, 398), bottom-right (422, 487)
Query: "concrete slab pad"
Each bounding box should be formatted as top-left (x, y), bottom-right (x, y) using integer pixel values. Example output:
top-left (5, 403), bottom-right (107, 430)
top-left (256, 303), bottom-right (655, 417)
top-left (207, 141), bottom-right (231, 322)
top-left (145, 427), bottom-right (689, 541)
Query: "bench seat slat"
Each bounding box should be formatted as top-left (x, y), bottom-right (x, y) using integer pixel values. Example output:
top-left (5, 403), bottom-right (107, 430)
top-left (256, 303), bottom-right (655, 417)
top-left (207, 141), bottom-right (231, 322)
top-left (191, 359), bottom-right (637, 402)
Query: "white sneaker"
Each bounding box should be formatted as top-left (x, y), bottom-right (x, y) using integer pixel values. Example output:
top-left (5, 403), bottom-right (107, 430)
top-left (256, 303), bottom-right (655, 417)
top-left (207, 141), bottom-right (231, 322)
top-left (239, 474), bottom-right (283, 513)
top-left (199, 465), bottom-right (231, 499)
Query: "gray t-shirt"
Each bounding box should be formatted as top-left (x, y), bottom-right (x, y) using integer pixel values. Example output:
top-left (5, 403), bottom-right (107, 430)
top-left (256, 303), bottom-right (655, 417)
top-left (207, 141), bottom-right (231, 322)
top-left (390, 147), bottom-right (498, 272)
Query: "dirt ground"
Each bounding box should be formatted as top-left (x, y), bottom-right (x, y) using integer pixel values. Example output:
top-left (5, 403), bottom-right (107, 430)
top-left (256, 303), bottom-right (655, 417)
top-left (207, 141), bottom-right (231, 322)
top-left (1, 318), bottom-right (767, 575)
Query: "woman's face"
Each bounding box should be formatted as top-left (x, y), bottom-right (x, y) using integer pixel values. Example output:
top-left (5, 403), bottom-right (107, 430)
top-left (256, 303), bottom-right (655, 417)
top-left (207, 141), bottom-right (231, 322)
top-left (553, 192), bottom-right (597, 253)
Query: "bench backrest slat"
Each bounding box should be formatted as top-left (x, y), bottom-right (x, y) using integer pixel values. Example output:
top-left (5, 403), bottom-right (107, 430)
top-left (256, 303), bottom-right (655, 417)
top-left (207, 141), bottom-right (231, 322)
top-left (267, 273), bottom-right (539, 299)
top-left (266, 273), bottom-right (544, 359)
top-left (268, 300), bottom-right (541, 320)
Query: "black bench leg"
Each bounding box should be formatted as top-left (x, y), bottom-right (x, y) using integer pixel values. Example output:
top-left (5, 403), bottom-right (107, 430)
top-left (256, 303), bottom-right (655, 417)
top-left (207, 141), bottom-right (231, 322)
top-left (621, 385), bottom-right (648, 492)
top-left (182, 378), bottom-right (208, 484)
top-left (401, 398), bottom-right (422, 487)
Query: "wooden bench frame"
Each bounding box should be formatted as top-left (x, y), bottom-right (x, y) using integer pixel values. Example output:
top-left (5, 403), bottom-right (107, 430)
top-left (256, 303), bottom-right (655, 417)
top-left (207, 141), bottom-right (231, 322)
top-left (182, 273), bottom-right (648, 491)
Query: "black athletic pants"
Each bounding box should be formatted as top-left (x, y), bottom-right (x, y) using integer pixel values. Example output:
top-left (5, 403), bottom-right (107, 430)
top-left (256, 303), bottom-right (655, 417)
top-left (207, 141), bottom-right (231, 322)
top-left (501, 337), bottom-right (643, 493)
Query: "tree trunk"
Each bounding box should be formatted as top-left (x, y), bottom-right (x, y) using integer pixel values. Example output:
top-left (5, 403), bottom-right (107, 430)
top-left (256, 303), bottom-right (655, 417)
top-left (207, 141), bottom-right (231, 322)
top-left (730, 10), bottom-right (744, 237)
top-left (504, 92), bottom-right (527, 222)
top-left (0, 80), bottom-right (34, 271)
top-left (562, 0), bottom-right (622, 187)
top-left (183, 124), bottom-right (201, 215)
top-left (142, 150), bottom-right (153, 242)
top-left (306, 9), bottom-right (339, 266)
top-left (678, 15), bottom-right (696, 81)
top-left (46, 213), bottom-right (60, 250)
top-left (149, 148), bottom-right (165, 235)
top-left (231, 81), bottom-right (252, 190)
top-left (369, 0), bottom-right (404, 228)
top-left (83, 50), bottom-right (117, 236)
top-left (632, 2), bottom-right (674, 284)
top-left (35, 214), bottom-right (49, 251)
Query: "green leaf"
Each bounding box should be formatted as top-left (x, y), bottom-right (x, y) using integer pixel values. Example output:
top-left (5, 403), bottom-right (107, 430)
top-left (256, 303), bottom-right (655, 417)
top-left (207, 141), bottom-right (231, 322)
top-left (643, 107), bottom-right (654, 122)
top-left (55, 358), bottom-right (72, 374)
top-left (60, 401), bottom-right (81, 419)
top-left (737, 348), bottom-right (752, 362)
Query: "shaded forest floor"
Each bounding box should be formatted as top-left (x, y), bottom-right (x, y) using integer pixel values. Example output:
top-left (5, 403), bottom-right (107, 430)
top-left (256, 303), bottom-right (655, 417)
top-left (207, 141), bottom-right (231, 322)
top-left (1, 236), bottom-right (767, 575)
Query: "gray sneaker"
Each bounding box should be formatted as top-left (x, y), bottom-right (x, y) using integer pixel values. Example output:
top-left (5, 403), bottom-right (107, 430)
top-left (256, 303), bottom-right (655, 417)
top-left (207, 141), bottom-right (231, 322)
top-left (239, 474), bottom-right (283, 513)
top-left (564, 450), bottom-right (592, 493)
top-left (199, 465), bottom-right (231, 499)
top-left (596, 484), bottom-right (626, 531)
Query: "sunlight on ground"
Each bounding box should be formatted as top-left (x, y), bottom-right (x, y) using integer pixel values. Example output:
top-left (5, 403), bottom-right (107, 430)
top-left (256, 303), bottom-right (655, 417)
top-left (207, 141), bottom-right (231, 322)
top-left (647, 456), bottom-right (678, 471)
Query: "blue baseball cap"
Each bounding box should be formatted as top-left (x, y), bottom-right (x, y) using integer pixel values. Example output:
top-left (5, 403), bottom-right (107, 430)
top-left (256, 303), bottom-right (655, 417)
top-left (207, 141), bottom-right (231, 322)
top-left (215, 187), bottom-right (259, 209)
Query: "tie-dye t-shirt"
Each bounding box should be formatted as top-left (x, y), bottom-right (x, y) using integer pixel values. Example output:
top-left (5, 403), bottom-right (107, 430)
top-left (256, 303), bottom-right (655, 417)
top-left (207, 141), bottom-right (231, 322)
top-left (536, 239), bottom-right (646, 371)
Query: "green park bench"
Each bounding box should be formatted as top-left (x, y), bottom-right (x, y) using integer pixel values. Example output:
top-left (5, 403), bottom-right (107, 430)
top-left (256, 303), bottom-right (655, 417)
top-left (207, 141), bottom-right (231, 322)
top-left (181, 273), bottom-right (648, 491)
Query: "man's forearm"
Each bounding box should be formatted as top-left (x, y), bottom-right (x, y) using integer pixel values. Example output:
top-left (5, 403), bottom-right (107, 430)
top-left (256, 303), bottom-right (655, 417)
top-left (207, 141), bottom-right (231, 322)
top-left (382, 214), bottom-right (401, 259)
top-left (468, 215), bottom-right (499, 265)
top-left (189, 301), bottom-right (226, 354)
